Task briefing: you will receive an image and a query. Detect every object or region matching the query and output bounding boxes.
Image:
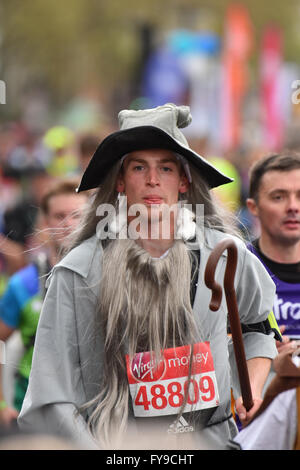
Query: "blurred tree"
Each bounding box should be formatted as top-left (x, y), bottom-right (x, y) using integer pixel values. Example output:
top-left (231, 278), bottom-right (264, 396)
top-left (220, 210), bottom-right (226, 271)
top-left (0, 0), bottom-right (299, 119)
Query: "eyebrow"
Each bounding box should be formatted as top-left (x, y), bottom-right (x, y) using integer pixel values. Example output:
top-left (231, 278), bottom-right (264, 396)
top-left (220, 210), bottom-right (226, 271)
top-left (126, 157), bottom-right (178, 165)
top-left (269, 189), bottom-right (288, 194)
top-left (267, 188), bottom-right (300, 197)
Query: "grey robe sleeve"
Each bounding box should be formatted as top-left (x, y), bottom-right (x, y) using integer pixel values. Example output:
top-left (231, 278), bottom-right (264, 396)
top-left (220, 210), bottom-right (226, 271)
top-left (228, 245), bottom-right (278, 397)
top-left (17, 267), bottom-right (100, 450)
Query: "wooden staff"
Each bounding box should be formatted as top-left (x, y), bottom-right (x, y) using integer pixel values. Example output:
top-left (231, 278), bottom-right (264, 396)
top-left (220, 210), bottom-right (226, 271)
top-left (204, 238), bottom-right (254, 411)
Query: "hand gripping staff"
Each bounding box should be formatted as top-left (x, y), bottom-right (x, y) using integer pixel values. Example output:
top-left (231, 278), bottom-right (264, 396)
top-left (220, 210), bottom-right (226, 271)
top-left (204, 238), bottom-right (254, 412)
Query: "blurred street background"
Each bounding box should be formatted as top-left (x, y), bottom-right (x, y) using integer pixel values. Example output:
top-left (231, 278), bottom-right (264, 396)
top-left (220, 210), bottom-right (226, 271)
top-left (1, 0), bottom-right (300, 241)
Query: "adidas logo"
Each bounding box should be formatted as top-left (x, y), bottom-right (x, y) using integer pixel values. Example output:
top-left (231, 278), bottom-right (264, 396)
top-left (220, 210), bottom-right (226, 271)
top-left (167, 416), bottom-right (194, 434)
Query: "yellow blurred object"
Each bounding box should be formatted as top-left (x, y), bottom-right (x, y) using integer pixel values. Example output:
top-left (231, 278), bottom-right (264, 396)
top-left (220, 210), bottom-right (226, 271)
top-left (43, 126), bottom-right (78, 176)
top-left (47, 153), bottom-right (78, 177)
top-left (209, 157), bottom-right (241, 212)
top-left (43, 126), bottom-right (74, 150)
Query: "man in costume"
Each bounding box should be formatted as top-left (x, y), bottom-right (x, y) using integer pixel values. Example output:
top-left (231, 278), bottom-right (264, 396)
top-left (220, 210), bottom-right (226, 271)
top-left (18, 104), bottom-right (277, 449)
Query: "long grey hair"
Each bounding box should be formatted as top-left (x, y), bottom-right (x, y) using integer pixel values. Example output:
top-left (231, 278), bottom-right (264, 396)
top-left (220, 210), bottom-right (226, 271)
top-left (68, 159), bottom-right (242, 448)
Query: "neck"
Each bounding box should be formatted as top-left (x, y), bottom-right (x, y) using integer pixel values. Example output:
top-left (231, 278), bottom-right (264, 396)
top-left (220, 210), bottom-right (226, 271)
top-left (258, 235), bottom-right (300, 264)
top-left (130, 214), bottom-right (177, 257)
top-left (136, 238), bottom-right (174, 258)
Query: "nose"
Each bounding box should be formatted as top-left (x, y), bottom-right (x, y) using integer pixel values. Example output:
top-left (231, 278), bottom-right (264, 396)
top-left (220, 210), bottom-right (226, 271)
top-left (286, 194), bottom-right (300, 215)
top-left (146, 168), bottom-right (160, 186)
top-left (62, 213), bottom-right (77, 230)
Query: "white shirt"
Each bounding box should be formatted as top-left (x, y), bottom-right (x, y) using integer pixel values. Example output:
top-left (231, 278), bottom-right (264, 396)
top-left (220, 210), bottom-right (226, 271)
top-left (234, 359), bottom-right (300, 450)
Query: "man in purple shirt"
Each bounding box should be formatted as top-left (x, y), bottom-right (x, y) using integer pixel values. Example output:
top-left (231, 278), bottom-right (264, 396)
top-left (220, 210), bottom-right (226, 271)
top-left (246, 153), bottom-right (300, 349)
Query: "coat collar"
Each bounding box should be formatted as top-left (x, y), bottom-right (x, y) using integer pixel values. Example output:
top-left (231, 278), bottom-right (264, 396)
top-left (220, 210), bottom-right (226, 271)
top-left (53, 228), bottom-right (238, 281)
top-left (54, 235), bottom-right (102, 279)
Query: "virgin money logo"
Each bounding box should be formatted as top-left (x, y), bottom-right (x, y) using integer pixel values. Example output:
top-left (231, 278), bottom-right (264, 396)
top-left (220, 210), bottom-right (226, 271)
top-left (130, 352), bottom-right (166, 382)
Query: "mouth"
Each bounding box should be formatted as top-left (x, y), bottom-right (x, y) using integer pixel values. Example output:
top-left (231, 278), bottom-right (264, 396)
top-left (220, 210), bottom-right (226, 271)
top-left (283, 219), bottom-right (300, 229)
top-left (143, 196), bottom-right (164, 205)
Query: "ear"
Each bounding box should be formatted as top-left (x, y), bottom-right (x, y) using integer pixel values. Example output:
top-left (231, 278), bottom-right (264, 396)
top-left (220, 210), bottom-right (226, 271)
top-left (246, 198), bottom-right (258, 217)
top-left (178, 175), bottom-right (189, 194)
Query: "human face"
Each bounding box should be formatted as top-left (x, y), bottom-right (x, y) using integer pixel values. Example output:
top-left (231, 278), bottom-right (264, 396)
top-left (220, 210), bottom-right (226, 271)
top-left (116, 149), bottom-right (188, 208)
top-left (45, 193), bottom-right (87, 249)
top-left (247, 169), bottom-right (300, 246)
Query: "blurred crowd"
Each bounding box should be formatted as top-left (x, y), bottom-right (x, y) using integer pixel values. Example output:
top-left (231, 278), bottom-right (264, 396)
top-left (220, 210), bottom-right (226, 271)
top-left (0, 121), bottom-right (103, 290)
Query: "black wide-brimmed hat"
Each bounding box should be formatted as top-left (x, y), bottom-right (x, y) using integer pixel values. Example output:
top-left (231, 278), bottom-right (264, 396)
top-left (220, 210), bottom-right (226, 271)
top-left (76, 103), bottom-right (233, 192)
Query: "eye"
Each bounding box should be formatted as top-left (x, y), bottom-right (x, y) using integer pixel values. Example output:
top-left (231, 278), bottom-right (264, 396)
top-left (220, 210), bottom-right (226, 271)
top-left (161, 166), bottom-right (173, 172)
top-left (133, 165), bottom-right (144, 171)
top-left (55, 213), bottom-right (66, 220)
top-left (271, 194), bottom-right (284, 201)
top-left (71, 212), bottom-right (81, 219)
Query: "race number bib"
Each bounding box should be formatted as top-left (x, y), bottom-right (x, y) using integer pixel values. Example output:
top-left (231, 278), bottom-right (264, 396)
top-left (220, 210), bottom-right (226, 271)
top-left (126, 342), bottom-right (219, 418)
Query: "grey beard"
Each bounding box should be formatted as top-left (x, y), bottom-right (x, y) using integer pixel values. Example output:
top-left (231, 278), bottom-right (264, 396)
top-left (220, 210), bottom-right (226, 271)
top-left (99, 238), bottom-right (200, 360)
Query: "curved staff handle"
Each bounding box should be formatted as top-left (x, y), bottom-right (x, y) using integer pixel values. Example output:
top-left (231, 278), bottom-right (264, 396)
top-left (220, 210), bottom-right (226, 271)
top-left (204, 238), bottom-right (254, 412)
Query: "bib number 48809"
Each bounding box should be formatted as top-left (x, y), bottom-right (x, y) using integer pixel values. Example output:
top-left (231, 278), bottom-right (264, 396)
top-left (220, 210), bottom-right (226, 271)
top-left (135, 375), bottom-right (216, 411)
top-left (127, 342), bottom-right (220, 417)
